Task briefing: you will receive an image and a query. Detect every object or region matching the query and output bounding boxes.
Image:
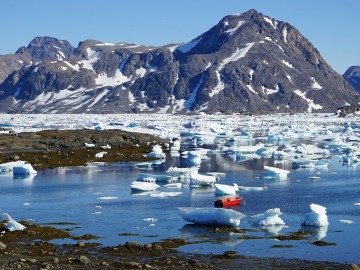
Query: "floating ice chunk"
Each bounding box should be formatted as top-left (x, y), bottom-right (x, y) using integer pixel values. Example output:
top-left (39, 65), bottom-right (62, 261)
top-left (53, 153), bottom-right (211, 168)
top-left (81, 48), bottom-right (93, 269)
top-left (144, 218), bottom-right (157, 222)
top-left (97, 196), bottom-right (118, 200)
top-left (264, 166), bottom-right (290, 178)
top-left (13, 163), bottom-right (37, 175)
top-left (0, 161), bottom-right (27, 173)
top-left (130, 181), bottom-right (160, 191)
top-left (342, 153), bottom-right (359, 164)
top-left (166, 167), bottom-right (198, 179)
top-left (190, 172), bottom-right (216, 186)
top-left (178, 207), bottom-right (246, 227)
top-left (162, 183), bottom-right (183, 188)
top-left (354, 203), bottom-right (360, 206)
top-left (302, 203), bottom-right (329, 227)
top-left (252, 208), bottom-right (285, 226)
top-left (150, 192), bottom-right (182, 197)
top-left (237, 186), bottom-right (267, 191)
top-left (214, 183), bottom-right (238, 195)
top-left (3, 213), bottom-right (26, 231)
top-left (147, 145), bottom-right (166, 158)
top-left (339, 219), bottom-right (355, 224)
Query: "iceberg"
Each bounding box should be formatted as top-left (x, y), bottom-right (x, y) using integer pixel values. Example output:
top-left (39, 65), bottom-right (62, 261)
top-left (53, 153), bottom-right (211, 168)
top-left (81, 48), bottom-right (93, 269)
top-left (264, 165), bottom-right (290, 179)
top-left (147, 145), bottom-right (166, 159)
top-left (190, 172), bottom-right (217, 186)
top-left (251, 208), bottom-right (285, 226)
top-left (130, 181), bottom-right (160, 192)
top-left (3, 213), bottom-right (26, 231)
top-left (13, 163), bottom-right (37, 175)
top-left (0, 161), bottom-right (27, 173)
top-left (214, 183), bottom-right (238, 195)
top-left (302, 203), bottom-right (329, 227)
top-left (178, 207), bottom-right (246, 227)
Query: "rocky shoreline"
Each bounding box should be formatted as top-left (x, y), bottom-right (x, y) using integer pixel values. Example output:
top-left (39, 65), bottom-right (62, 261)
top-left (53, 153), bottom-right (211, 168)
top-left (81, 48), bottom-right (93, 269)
top-left (0, 129), bottom-right (165, 171)
top-left (0, 221), bottom-right (353, 270)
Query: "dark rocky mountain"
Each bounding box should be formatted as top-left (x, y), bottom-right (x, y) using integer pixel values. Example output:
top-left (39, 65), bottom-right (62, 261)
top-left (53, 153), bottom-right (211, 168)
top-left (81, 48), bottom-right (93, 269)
top-left (343, 66), bottom-right (360, 92)
top-left (0, 9), bottom-right (358, 114)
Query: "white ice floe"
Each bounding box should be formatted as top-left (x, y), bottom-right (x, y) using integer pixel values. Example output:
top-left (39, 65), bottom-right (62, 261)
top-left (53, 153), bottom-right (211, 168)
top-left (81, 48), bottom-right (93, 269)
top-left (251, 208), bottom-right (285, 226)
top-left (178, 207), bottom-right (246, 227)
top-left (354, 203), bottom-right (360, 206)
top-left (237, 186), bottom-right (267, 191)
top-left (13, 163), bottom-right (37, 175)
top-left (264, 165), bottom-right (290, 179)
top-left (302, 203), bottom-right (329, 227)
top-left (147, 145), bottom-right (166, 159)
top-left (131, 181), bottom-right (160, 191)
top-left (3, 213), bottom-right (26, 231)
top-left (162, 183), bottom-right (183, 188)
top-left (97, 196), bottom-right (118, 200)
top-left (339, 219), bottom-right (355, 224)
top-left (190, 172), bottom-right (217, 186)
top-left (150, 192), bottom-right (182, 197)
top-left (214, 183), bottom-right (238, 195)
top-left (0, 161), bottom-right (27, 173)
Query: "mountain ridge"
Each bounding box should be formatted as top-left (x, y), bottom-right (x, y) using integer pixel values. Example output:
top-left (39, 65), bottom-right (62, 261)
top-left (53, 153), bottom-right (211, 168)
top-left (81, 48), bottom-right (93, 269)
top-left (0, 9), bottom-right (358, 114)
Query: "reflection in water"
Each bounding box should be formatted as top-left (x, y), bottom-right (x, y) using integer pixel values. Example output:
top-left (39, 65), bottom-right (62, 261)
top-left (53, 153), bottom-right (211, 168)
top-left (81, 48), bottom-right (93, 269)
top-left (179, 224), bottom-right (244, 246)
top-left (260, 224), bottom-right (285, 237)
top-left (300, 225), bottom-right (328, 242)
top-left (13, 173), bottom-right (36, 185)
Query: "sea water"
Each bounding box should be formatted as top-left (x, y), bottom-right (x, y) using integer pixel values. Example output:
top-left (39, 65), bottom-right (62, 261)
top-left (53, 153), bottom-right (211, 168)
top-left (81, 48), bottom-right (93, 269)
top-left (0, 153), bottom-right (359, 264)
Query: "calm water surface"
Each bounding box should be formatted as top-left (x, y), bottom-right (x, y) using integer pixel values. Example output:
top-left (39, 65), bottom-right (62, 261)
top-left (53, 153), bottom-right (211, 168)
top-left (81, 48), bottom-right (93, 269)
top-left (0, 152), bottom-right (359, 264)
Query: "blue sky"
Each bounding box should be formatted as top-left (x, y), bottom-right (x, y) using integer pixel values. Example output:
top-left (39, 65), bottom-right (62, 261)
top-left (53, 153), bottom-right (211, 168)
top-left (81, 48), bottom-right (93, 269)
top-left (1, 0), bottom-right (359, 74)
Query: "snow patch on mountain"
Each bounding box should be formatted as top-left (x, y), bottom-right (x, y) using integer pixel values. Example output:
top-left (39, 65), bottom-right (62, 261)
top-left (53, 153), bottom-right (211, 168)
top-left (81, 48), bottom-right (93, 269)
top-left (209, 70), bottom-right (225, 97)
top-left (185, 74), bottom-right (204, 109)
top-left (224, 21), bottom-right (245, 35)
top-left (294, 89), bottom-right (323, 112)
top-left (220, 42), bottom-right (254, 70)
top-left (96, 69), bottom-right (130, 87)
top-left (311, 77), bottom-right (323, 90)
top-left (263, 17), bottom-right (278, 29)
top-left (177, 36), bottom-right (202, 53)
top-left (87, 89), bottom-right (110, 108)
top-left (282, 60), bottom-right (293, 68)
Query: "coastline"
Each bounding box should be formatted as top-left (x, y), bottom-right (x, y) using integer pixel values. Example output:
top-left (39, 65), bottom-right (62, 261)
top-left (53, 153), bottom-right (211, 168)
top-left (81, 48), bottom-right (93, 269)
top-left (0, 221), bottom-right (351, 269)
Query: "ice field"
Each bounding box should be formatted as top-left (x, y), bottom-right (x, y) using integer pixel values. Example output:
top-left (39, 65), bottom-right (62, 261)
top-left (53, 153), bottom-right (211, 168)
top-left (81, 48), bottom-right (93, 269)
top-left (0, 113), bottom-right (360, 263)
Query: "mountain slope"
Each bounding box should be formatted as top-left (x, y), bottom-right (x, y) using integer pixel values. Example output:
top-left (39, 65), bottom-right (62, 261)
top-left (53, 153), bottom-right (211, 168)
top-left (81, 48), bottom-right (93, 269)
top-left (0, 9), bottom-right (358, 114)
top-left (343, 66), bottom-right (360, 92)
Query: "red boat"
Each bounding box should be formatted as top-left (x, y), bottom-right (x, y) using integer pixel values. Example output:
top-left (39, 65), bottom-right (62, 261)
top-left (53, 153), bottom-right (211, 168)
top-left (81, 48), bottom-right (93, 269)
top-left (214, 196), bottom-right (242, 207)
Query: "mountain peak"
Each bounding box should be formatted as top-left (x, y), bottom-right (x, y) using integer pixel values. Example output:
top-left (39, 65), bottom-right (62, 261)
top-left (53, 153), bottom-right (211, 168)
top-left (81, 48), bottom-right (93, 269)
top-left (0, 10), bottom-right (358, 114)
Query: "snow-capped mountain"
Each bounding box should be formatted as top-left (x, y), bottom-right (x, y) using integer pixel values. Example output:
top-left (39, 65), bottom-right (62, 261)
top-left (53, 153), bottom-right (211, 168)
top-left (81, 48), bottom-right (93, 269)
top-left (343, 66), bottom-right (360, 92)
top-left (0, 9), bottom-right (358, 114)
